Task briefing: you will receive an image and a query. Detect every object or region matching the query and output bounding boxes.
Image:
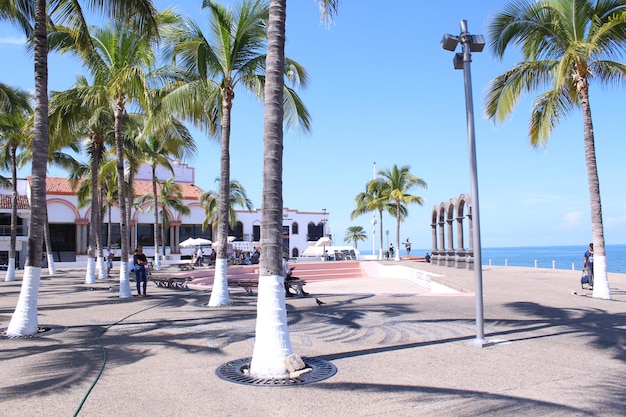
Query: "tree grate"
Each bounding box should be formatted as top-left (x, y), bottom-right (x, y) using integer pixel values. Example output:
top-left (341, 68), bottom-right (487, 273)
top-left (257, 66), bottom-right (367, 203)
top-left (216, 357), bottom-right (337, 386)
top-left (1, 325), bottom-right (67, 339)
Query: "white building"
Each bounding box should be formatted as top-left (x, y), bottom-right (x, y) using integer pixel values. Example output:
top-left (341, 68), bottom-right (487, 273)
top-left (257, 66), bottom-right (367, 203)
top-left (1, 160), bottom-right (330, 267)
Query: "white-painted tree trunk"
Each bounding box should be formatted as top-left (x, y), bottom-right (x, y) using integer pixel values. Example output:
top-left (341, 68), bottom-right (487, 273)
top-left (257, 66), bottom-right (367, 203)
top-left (97, 256), bottom-right (107, 279)
top-left (208, 258), bottom-right (229, 306)
top-left (592, 255), bottom-right (611, 300)
top-left (4, 257), bottom-right (16, 281)
top-left (46, 254), bottom-right (56, 275)
top-left (249, 274), bottom-right (292, 378)
top-left (153, 253), bottom-right (161, 271)
top-left (6, 266), bottom-right (41, 336)
top-left (119, 258), bottom-right (132, 298)
top-left (85, 257), bottom-right (96, 284)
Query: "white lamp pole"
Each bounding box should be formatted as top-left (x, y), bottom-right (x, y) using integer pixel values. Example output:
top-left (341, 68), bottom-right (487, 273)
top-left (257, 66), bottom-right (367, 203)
top-left (372, 215), bottom-right (377, 259)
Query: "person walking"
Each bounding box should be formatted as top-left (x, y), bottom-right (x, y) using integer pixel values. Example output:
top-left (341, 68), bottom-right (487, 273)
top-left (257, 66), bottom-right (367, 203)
top-left (133, 245), bottom-right (149, 297)
top-left (389, 244), bottom-right (394, 259)
top-left (104, 246), bottom-right (113, 277)
top-left (583, 243), bottom-right (594, 287)
top-left (403, 238), bottom-right (411, 256)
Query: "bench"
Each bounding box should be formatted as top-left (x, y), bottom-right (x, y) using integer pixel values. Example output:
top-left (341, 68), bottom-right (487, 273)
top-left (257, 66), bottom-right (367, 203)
top-left (149, 275), bottom-right (193, 289)
top-left (172, 262), bottom-right (195, 271)
top-left (228, 278), bottom-right (307, 297)
top-left (228, 279), bottom-right (258, 295)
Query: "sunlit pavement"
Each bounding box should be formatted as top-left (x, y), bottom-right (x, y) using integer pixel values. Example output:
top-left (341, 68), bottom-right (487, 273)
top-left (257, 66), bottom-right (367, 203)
top-left (1, 263), bottom-right (625, 416)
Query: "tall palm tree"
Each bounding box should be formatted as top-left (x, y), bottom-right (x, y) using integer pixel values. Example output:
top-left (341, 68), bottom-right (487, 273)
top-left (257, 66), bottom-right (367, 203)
top-left (49, 75), bottom-right (115, 282)
top-left (2, 0), bottom-right (158, 336)
top-left (376, 165), bottom-right (427, 261)
top-left (249, 0), bottom-right (339, 379)
top-left (343, 225), bottom-right (366, 249)
top-left (163, 0), bottom-right (310, 307)
top-left (69, 20), bottom-right (161, 297)
top-left (0, 85), bottom-right (32, 282)
top-left (485, 0), bottom-right (626, 300)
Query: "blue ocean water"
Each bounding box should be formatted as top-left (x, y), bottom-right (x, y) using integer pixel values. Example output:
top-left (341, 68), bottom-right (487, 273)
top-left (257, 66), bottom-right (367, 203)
top-left (359, 244), bottom-right (626, 273)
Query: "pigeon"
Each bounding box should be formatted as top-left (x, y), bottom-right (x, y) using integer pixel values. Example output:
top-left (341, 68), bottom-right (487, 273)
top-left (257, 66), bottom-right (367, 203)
top-left (315, 298), bottom-right (325, 306)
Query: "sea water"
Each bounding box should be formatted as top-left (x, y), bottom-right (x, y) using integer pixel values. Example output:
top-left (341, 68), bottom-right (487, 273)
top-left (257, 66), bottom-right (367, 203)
top-left (359, 244), bottom-right (626, 273)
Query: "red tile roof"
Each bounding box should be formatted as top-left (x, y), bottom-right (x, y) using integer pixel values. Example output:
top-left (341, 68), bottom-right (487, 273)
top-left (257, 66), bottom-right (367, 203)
top-left (38, 176), bottom-right (204, 200)
top-left (0, 194), bottom-right (30, 210)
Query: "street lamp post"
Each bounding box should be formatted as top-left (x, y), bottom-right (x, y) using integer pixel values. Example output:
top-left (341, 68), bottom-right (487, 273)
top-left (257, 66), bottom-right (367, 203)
top-left (385, 230), bottom-right (389, 255)
top-left (321, 208), bottom-right (327, 238)
top-left (372, 216), bottom-right (377, 259)
top-left (441, 20), bottom-right (489, 347)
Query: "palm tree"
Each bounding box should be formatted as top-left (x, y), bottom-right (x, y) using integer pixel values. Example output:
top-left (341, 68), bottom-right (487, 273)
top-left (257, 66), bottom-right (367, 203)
top-left (344, 226), bottom-right (367, 249)
top-left (156, 179), bottom-right (190, 259)
top-left (249, 0), bottom-right (339, 379)
top-left (199, 179), bottom-right (254, 237)
top-left (138, 178), bottom-right (191, 264)
top-left (49, 75), bottom-right (115, 282)
top-left (376, 165), bottom-right (427, 261)
top-left (485, 0), bottom-right (626, 300)
top-left (138, 115), bottom-right (195, 270)
top-left (69, 20), bottom-right (161, 297)
top-left (351, 180), bottom-right (396, 260)
top-left (2, 0), bottom-right (158, 336)
top-left (0, 85), bottom-right (32, 282)
top-left (163, 0), bottom-right (309, 307)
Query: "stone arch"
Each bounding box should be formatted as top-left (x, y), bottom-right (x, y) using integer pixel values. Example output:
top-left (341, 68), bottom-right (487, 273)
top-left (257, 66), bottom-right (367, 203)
top-left (430, 193), bottom-right (475, 270)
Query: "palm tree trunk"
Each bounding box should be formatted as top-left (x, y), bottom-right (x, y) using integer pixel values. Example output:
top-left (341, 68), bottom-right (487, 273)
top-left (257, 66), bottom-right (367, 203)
top-left (579, 84), bottom-right (610, 300)
top-left (114, 101), bottom-right (132, 298)
top-left (208, 86), bottom-right (234, 307)
top-left (6, 0), bottom-right (48, 336)
top-left (43, 209), bottom-right (56, 275)
top-left (4, 146), bottom-right (18, 282)
top-left (250, 0), bottom-right (292, 378)
top-left (378, 209), bottom-right (384, 260)
top-left (86, 145), bottom-right (100, 283)
top-left (395, 201), bottom-right (401, 261)
top-left (95, 187), bottom-right (106, 279)
top-left (152, 165), bottom-right (161, 270)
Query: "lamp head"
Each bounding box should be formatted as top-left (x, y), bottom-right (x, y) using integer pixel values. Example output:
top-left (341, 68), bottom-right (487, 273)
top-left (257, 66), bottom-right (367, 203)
top-left (441, 33), bottom-right (459, 51)
top-left (470, 34), bottom-right (485, 52)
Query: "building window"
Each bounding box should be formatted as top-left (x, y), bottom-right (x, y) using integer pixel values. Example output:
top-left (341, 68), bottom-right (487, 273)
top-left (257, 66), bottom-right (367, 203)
top-left (291, 222), bottom-right (299, 235)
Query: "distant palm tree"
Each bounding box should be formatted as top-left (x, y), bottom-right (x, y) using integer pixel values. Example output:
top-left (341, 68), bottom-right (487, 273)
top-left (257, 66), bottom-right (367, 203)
top-left (485, 0), bottom-right (626, 300)
top-left (0, 85), bottom-right (32, 282)
top-left (351, 180), bottom-right (398, 260)
top-left (376, 165), bottom-right (427, 261)
top-left (199, 179), bottom-right (253, 240)
top-left (344, 226), bottom-right (367, 249)
top-left (138, 178), bottom-right (190, 263)
top-left (138, 111), bottom-right (195, 270)
top-left (249, 0), bottom-right (339, 379)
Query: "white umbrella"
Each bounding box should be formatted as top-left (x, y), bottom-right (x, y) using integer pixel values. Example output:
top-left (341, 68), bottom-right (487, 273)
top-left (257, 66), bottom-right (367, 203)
top-left (195, 238), bottom-right (212, 246)
top-left (315, 237), bottom-right (332, 247)
top-left (227, 236), bottom-right (237, 242)
top-left (180, 237), bottom-right (199, 248)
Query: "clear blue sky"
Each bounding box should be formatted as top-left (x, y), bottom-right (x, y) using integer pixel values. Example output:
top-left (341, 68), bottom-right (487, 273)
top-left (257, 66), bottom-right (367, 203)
top-left (1, 0), bottom-right (625, 252)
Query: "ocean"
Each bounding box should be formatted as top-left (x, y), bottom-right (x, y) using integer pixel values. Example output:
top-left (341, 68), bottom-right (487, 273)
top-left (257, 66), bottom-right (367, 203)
top-left (359, 244), bottom-right (626, 274)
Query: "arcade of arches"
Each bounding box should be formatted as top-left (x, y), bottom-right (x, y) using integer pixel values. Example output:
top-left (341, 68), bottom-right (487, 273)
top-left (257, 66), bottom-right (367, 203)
top-left (430, 193), bottom-right (476, 270)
